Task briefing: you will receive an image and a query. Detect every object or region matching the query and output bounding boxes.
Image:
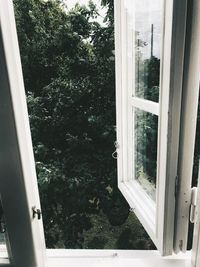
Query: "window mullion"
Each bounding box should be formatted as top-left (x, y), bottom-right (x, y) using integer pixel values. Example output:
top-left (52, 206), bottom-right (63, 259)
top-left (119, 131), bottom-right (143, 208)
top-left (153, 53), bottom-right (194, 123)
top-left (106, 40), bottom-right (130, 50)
top-left (131, 97), bottom-right (159, 116)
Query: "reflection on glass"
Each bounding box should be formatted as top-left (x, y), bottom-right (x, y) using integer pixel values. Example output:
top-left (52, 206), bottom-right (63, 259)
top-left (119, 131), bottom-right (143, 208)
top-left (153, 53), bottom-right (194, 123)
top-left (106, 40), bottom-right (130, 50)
top-left (135, 0), bottom-right (162, 102)
top-left (0, 233), bottom-right (7, 257)
top-left (134, 109), bottom-right (158, 201)
top-left (134, 0), bottom-right (162, 102)
top-left (0, 202), bottom-right (8, 258)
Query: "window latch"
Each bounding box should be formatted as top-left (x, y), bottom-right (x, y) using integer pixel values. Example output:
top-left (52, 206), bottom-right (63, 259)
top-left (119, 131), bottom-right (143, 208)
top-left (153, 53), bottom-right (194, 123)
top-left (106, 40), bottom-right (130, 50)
top-left (112, 141), bottom-right (119, 159)
top-left (32, 206), bottom-right (42, 220)
top-left (190, 187), bottom-right (198, 223)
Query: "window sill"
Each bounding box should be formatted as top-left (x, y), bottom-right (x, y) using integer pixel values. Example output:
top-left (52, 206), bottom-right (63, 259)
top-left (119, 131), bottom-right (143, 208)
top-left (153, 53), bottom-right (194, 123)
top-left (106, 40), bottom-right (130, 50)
top-left (0, 249), bottom-right (192, 267)
top-left (46, 249), bottom-right (191, 267)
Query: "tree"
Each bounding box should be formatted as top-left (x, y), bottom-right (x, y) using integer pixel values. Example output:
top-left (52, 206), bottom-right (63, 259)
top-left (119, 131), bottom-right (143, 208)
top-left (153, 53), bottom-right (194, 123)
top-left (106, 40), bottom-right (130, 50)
top-left (14, 0), bottom-right (153, 249)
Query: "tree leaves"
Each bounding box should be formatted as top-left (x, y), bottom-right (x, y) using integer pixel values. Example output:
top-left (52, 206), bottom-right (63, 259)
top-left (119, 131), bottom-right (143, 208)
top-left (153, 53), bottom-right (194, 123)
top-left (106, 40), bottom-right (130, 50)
top-left (14, 0), bottom-right (153, 249)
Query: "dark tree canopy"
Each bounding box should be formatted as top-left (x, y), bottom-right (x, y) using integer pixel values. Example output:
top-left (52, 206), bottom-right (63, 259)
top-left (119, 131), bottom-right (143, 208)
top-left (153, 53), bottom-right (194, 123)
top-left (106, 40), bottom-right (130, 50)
top-left (13, 0), bottom-right (156, 249)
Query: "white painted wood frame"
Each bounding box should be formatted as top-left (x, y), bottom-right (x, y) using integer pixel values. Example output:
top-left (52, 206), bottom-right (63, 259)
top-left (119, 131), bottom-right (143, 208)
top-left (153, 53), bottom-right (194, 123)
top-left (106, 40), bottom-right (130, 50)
top-left (114, 0), bottom-right (188, 255)
top-left (174, 0), bottom-right (200, 254)
top-left (0, 249), bottom-right (193, 267)
top-left (0, 0), bottom-right (46, 266)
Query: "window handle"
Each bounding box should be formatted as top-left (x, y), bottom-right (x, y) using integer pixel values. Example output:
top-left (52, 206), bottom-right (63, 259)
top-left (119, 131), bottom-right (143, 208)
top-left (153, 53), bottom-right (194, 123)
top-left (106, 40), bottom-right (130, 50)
top-left (32, 206), bottom-right (42, 220)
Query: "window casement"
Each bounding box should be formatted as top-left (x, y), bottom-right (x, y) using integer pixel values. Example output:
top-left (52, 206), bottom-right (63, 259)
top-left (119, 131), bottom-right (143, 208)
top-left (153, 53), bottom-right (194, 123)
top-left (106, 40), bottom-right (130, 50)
top-left (114, 0), bottom-right (198, 257)
top-left (173, 0), bottom-right (200, 254)
top-left (0, 0), bottom-right (46, 266)
top-left (0, 0), bottom-right (200, 266)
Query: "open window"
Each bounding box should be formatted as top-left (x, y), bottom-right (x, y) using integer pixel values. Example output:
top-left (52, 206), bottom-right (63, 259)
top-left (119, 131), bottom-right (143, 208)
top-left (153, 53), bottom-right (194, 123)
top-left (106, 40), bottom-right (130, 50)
top-left (1, 0), bottom-right (200, 266)
top-left (114, 0), bottom-right (188, 255)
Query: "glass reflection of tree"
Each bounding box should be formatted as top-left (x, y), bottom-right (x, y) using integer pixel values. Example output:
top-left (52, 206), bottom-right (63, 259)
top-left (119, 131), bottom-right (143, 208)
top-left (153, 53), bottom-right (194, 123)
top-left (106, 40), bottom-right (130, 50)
top-left (135, 110), bottom-right (158, 186)
top-left (135, 26), bottom-right (160, 188)
top-left (135, 26), bottom-right (160, 102)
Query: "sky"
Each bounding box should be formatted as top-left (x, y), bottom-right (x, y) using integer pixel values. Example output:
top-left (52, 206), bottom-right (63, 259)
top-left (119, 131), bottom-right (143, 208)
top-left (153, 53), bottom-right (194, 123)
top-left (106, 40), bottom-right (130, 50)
top-left (63, 0), bottom-right (107, 25)
top-left (63, 0), bottom-right (161, 58)
top-left (125, 0), bottom-right (162, 59)
top-left (64, 0), bottom-right (92, 9)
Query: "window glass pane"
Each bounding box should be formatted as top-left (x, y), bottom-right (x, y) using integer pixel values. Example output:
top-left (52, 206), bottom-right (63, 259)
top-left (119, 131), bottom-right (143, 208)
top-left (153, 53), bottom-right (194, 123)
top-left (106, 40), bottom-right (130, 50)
top-left (134, 108), bottom-right (158, 201)
top-left (126, 0), bottom-right (163, 102)
top-left (0, 201), bottom-right (9, 259)
top-left (0, 235), bottom-right (8, 258)
top-left (188, 96), bottom-right (200, 250)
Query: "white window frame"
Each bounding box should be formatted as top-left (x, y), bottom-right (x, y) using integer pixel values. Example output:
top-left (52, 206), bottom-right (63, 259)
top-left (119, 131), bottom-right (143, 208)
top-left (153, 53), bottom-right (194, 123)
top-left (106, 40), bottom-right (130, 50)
top-left (0, 0), bottom-right (200, 266)
top-left (174, 0), bottom-right (200, 254)
top-left (115, 0), bottom-right (188, 256)
top-left (0, 0), bottom-right (46, 266)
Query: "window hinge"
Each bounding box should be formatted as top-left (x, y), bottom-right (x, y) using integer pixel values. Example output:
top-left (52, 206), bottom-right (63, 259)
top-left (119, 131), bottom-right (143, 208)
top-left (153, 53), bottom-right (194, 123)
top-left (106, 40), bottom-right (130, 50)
top-left (190, 187), bottom-right (198, 223)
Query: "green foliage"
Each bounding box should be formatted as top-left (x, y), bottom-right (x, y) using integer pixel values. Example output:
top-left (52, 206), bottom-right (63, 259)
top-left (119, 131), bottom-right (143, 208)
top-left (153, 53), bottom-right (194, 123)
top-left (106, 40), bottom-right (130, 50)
top-left (192, 95), bottom-right (200, 186)
top-left (82, 212), bottom-right (154, 249)
top-left (135, 110), bottom-right (158, 185)
top-left (14, 0), bottom-right (154, 249)
top-left (135, 32), bottom-right (160, 186)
